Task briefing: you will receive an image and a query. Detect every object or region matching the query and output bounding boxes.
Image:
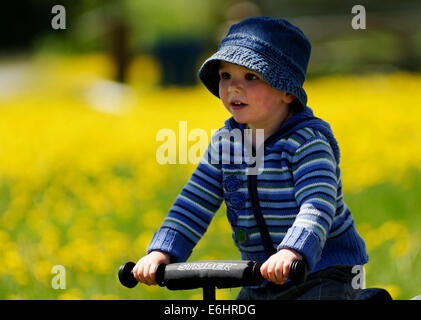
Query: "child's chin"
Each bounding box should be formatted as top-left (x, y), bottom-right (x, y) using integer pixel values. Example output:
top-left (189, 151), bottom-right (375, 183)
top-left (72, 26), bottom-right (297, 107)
top-left (232, 115), bottom-right (248, 124)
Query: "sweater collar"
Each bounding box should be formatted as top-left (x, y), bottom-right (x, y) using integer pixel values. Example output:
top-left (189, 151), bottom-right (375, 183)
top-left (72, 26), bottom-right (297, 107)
top-left (224, 106), bottom-right (341, 164)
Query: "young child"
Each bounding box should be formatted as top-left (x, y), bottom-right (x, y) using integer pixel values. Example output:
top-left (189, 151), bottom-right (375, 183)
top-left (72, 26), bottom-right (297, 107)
top-left (133, 16), bottom-right (369, 300)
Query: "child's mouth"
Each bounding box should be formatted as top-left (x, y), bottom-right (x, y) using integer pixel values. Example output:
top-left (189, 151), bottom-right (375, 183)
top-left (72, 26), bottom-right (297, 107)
top-left (231, 102), bottom-right (248, 110)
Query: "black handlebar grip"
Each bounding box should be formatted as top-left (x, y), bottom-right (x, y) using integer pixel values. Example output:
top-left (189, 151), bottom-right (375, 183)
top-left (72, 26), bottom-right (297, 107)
top-left (251, 261), bottom-right (263, 282)
top-left (118, 261), bottom-right (167, 288)
top-left (118, 261), bottom-right (138, 288)
top-left (155, 263), bottom-right (166, 286)
top-left (289, 259), bottom-right (307, 285)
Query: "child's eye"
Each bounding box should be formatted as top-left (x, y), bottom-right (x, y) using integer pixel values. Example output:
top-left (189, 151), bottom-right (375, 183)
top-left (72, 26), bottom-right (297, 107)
top-left (220, 72), bottom-right (230, 80)
top-left (245, 73), bottom-right (259, 81)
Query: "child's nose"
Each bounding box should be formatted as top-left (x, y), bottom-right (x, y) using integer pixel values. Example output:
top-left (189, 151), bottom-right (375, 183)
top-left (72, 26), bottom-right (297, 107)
top-left (227, 78), bottom-right (243, 93)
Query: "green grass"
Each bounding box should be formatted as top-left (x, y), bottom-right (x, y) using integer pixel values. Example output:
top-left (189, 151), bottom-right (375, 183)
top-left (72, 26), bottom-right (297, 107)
top-left (2, 168), bottom-right (421, 300)
top-left (345, 168), bottom-right (421, 300)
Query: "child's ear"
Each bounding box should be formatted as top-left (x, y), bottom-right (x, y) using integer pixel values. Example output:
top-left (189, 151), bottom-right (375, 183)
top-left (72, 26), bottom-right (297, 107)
top-left (283, 93), bottom-right (296, 104)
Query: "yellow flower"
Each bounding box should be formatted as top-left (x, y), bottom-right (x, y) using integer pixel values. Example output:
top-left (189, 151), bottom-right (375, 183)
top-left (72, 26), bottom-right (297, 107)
top-left (58, 288), bottom-right (84, 300)
top-left (134, 231), bottom-right (155, 253)
top-left (90, 294), bottom-right (120, 300)
top-left (32, 260), bottom-right (53, 285)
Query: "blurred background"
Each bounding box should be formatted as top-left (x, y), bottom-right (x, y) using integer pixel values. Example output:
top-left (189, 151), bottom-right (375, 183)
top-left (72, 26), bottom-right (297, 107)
top-left (0, 0), bottom-right (421, 300)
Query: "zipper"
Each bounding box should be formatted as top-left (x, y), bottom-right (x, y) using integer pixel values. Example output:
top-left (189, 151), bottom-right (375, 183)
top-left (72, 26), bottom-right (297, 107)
top-left (232, 113), bottom-right (317, 258)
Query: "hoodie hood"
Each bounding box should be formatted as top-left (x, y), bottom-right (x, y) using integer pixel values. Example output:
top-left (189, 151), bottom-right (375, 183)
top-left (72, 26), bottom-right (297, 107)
top-left (225, 106), bottom-right (341, 164)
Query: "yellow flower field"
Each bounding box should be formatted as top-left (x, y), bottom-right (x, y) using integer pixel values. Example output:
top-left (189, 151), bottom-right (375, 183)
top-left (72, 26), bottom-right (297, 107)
top-left (0, 54), bottom-right (420, 299)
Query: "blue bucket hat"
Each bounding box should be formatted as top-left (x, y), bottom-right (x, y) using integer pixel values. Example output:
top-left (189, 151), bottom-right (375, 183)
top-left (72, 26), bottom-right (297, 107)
top-left (198, 16), bottom-right (311, 108)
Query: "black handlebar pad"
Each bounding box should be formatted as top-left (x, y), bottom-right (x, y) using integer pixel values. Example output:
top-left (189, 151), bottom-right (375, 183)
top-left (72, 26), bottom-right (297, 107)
top-left (155, 260), bottom-right (263, 290)
top-left (118, 259), bottom-right (307, 290)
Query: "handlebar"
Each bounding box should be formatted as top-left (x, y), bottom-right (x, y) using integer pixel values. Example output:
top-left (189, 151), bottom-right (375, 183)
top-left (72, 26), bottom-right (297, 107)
top-left (118, 259), bottom-right (307, 291)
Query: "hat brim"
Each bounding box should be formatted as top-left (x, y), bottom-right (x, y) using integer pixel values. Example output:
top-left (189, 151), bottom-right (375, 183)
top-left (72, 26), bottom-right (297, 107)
top-left (198, 45), bottom-right (307, 108)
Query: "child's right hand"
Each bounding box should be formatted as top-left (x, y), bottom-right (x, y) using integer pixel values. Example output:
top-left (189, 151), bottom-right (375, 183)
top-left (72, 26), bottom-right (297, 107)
top-left (132, 250), bottom-right (171, 286)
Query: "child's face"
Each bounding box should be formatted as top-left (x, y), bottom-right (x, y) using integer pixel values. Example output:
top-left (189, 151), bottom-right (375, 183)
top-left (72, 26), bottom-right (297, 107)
top-left (218, 61), bottom-right (294, 132)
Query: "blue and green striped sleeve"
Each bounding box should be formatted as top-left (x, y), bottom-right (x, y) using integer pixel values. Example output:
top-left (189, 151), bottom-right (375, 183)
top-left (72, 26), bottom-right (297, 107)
top-left (278, 135), bottom-right (338, 271)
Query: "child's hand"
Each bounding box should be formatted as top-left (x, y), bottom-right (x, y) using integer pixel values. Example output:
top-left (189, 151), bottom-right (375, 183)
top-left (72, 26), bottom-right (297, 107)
top-left (260, 248), bottom-right (303, 285)
top-left (132, 250), bottom-right (171, 286)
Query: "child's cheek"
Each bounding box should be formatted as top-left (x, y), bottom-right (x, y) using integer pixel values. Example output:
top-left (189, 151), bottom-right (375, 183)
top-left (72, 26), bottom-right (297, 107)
top-left (219, 84), bottom-right (229, 107)
top-left (218, 82), bottom-right (225, 99)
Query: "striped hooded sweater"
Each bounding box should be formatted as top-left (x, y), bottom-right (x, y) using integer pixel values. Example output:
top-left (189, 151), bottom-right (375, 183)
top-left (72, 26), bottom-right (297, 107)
top-left (147, 107), bottom-right (369, 275)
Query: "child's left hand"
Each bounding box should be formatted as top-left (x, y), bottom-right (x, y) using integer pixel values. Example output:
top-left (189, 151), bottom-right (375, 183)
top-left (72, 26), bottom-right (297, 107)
top-left (260, 248), bottom-right (303, 285)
